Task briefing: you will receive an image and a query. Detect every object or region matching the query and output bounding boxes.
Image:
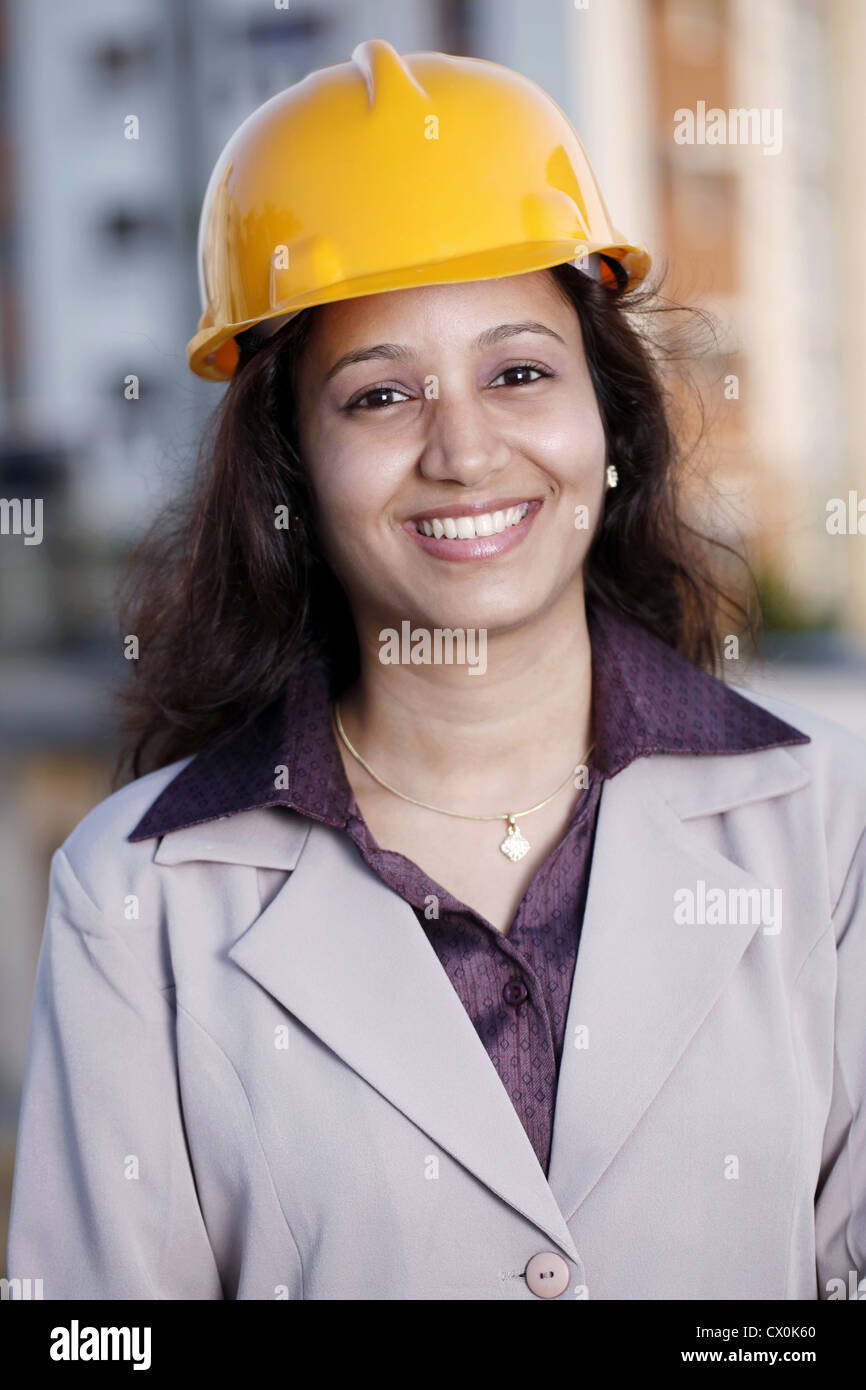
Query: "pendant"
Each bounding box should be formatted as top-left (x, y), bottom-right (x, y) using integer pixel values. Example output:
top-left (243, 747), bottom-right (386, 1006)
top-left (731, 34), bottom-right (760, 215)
top-left (500, 815), bottom-right (530, 862)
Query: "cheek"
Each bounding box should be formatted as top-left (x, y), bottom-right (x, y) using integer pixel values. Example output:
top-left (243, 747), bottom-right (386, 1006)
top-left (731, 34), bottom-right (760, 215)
top-left (529, 401), bottom-right (606, 486)
top-left (305, 433), bottom-right (402, 561)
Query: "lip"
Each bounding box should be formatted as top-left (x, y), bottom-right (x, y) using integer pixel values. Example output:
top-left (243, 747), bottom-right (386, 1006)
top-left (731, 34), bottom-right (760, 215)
top-left (402, 498), bottom-right (543, 563)
top-left (403, 495), bottom-right (543, 524)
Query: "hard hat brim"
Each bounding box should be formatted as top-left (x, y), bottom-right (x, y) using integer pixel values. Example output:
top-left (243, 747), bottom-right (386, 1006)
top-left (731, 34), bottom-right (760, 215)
top-left (187, 239), bottom-right (651, 382)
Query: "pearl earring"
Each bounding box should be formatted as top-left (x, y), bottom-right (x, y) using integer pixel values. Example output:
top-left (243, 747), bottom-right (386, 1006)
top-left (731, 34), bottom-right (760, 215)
top-left (605, 464), bottom-right (619, 491)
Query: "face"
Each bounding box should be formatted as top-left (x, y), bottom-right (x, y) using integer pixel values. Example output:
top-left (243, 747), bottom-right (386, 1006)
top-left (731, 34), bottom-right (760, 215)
top-left (294, 270), bottom-right (607, 643)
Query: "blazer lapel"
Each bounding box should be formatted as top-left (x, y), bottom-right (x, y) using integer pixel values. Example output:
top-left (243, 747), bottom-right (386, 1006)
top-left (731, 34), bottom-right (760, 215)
top-left (220, 813), bottom-right (580, 1260)
top-left (153, 804), bottom-right (312, 871)
top-left (547, 745), bottom-right (811, 1224)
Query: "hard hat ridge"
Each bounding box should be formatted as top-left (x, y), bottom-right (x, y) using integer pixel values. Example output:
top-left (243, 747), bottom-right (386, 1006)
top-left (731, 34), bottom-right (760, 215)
top-left (352, 34), bottom-right (432, 106)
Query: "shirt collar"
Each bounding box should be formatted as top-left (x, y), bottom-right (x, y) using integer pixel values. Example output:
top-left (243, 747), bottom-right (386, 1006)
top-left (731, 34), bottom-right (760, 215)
top-left (128, 599), bottom-right (810, 842)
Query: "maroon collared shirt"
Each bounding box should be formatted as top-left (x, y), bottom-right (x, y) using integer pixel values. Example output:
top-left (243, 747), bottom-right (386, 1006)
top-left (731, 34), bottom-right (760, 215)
top-left (130, 600), bottom-right (809, 1175)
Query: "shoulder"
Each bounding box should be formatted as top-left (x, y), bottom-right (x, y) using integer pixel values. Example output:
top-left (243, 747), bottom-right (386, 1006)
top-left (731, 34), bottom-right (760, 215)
top-left (59, 757), bottom-right (195, 910)
top-left (731, 684), bottom-right (866, 902)
top-left (732, 682), bottom-right (866, 784)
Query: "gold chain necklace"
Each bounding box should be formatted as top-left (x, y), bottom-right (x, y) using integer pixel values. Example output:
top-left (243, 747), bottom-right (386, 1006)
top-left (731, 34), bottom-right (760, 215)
top-left (332, 699), bottom-right (594, 864)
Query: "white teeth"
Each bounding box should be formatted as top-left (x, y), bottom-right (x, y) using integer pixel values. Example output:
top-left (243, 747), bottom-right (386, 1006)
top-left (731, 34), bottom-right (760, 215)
top-left (414, 501), bottom-right (531, 540)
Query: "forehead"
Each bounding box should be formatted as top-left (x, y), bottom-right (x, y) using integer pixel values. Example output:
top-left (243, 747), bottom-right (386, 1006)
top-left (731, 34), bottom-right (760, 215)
top-left (301, 269), bottom-right (577, 359)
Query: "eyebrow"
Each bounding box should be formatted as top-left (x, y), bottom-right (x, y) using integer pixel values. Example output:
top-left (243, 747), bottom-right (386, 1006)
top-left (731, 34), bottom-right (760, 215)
top-left (322, 320), bottom-right (567, 384)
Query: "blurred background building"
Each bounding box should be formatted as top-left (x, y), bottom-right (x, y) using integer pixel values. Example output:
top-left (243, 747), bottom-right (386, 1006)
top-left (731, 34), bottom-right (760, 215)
top-left (1, 0), bottom-right (864, 1272)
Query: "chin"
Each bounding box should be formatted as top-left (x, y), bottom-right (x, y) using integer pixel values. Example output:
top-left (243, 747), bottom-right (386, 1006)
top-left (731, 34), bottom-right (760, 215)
top-left (396, 588), bottom-right (552, 639)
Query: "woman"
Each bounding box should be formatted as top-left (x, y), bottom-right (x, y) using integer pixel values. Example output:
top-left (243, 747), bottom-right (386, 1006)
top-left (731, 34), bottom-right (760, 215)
top-left (7, 38), bottom-right (866, 1301)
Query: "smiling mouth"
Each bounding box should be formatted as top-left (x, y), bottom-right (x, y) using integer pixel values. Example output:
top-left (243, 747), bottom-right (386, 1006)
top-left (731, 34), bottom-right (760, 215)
top-left (411, 501), bottom-right (531, 540)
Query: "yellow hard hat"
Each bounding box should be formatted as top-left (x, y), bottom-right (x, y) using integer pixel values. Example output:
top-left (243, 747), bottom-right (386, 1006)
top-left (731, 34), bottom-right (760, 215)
top-left (188, 37), bottom-right (651, 381)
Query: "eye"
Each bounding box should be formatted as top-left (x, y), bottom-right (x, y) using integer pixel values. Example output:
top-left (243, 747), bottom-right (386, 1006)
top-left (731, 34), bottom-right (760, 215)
top-left (489, 361), bottom-right (553, 389)
top-left (344, 384), bottom-right (413, 412)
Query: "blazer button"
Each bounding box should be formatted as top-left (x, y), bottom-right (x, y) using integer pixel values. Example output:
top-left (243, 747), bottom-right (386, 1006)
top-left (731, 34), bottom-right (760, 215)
top-left (524, 1251), bottom-right (571, 1298)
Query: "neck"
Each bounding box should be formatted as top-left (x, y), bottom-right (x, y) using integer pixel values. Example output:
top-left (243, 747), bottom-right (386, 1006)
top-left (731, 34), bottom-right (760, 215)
top-left (337, 579), bottom-right (594, 815)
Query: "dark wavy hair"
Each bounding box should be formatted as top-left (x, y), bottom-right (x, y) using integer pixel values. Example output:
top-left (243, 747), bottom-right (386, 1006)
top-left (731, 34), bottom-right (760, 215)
top-left (113, 259), bottom-right (755, 782)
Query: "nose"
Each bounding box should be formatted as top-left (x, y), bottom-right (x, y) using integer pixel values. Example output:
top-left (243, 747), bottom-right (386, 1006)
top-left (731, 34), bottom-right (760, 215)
top-left (417, 387), bottom-right (512, 487)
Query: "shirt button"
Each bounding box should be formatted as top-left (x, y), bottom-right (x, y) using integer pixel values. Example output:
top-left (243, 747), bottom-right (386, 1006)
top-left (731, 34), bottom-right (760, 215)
top-left (524, 1251), bottom-right (571, 1299)
top-left (502, 978), bottom-right (528, 1006)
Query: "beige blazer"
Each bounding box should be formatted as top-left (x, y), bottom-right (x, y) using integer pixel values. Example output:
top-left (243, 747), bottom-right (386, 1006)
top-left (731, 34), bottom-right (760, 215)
top-left (7, 686), bottom-right (866, 1300)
